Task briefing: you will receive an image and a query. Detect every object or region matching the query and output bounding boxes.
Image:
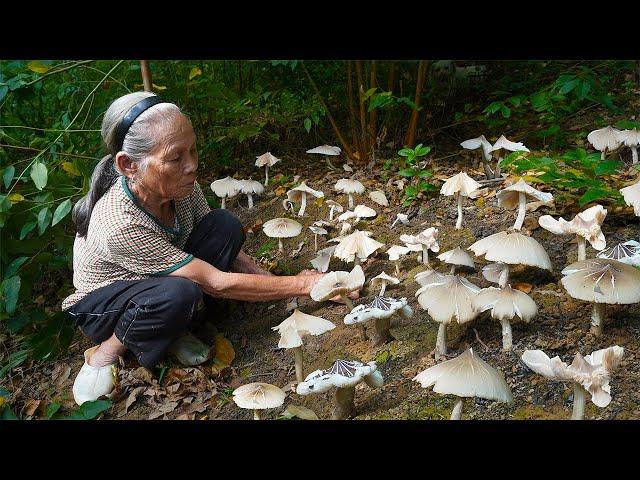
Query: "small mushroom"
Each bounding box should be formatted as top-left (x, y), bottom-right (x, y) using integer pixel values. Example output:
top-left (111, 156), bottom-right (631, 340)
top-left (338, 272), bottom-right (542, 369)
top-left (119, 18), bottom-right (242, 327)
top-left (307, 144), bottom-right (341, 171)
top-left (490, 135), bottom-right (530, 177)
top-left (472, 285), bottom-right (538, 351)
top-left (262, 217), bottom-right (303, 253)
top-left (521, 346), bottom-right (624, 420)
top-left (370, 272), bottom-right (400, 295)
top-left (440, 172), bottom-right (482, 229)
top-left (344, 296), bottom-right (412, 345)
top-left (310, 245), bottom-right (336, 273)
top-left (353, 204), bottom-right (377, 222)
top-left (336, 210), bottom-right (358, 223)
top-left (391, 213), bottom-right (409, 228)
top-left (272, 309), bottom-right (335, 382)
top-left (616, 129), bottom-right (640, 164)
top-left (587, 126), bottom-right (622, 160)
top-left (308, 226), bottom-right (328, 252)
top-left (310, 264), bottom-right (365, 310)
top-left (597, 240), bottom-right (640, 267)
top-left (482, 262), bottom-right (509, 287)
top-left (620, 180), bottom-right (640, 217)
top-left (496, 179), bottom-right (554, 230)
top-left (325, 200), bottom-right (344, 221)
top-left (561, 258), bottom-right (640, 336)
top-left (414, 268), bottom-right (447, 287)
top-left (460, 134), bottom-right (494, 177)
top-left (538, 205), bottom-right (607, 261)
top-left (232, 382), bottom-right (286, 420)
top-left (415, 275), bottom-right (481, 360)
top-left (210, 176), bottom-right (241, 209)
top-left (339, 222), bottom-right (352, 236)
top-left (255, 152), bottom-right (281, 186)
top-left (296, 359), bottom-right (383, 419)
top-left (400, 227), bottom-right (439, 264)
top-left (238, 179), bottom-right (264, 209)
top-left (335, 178), bottom-right (365, 209)
top-left (286, 182), bottom-right (324, 217)
top-left (413, 348), bottom-right (513, 420)
top-left (437, 247), bottom-right (475, 274)
top-left (369, 190), bottom-right (389, 207)
top-left (387, 245), bottom-right (410, 276)
top-left (333, 229), bottom-right (385, 266)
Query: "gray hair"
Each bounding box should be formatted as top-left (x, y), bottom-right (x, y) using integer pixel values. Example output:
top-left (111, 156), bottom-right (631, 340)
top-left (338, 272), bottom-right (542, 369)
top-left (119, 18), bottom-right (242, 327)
top-left (73, 92), bottom-right (182, 237)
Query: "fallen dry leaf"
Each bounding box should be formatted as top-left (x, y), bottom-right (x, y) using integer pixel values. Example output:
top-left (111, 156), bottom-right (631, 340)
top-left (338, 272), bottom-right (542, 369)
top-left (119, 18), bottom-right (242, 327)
top-left (245, 219), bottom-right (264, 234)
top-left (148, 400), bottom-right (179, 420)
top-left (274, 186), bottom-right (286, 196)
top-left (132, 367), bottom-right (155, 384)
top-left (24, 399), bottom-right (41, 417)
top-left (51, 363), bottom-right (71, 388)
top-left (284, 404), bottom-right (319, 420)
top-left (124, 386), bottom-right (145, 414)
top-left (214, 334), bottom-right (235, 366)
top-left (176, 413), bottom-right (196, 420)
top-left (513, 283), bottom-right (533, 294)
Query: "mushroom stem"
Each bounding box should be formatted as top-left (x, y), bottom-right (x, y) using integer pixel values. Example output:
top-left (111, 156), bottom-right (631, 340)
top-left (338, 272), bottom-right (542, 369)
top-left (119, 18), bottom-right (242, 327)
top-left (253, 409), bottom-right (261, 420)
top-left (354, 257), bottom-right (361, 267)
top-left (314, 234), bottom-right (318, 253)
top-left (298, 193), bottom-right (308, 216)
top-left (498, 265), bottom-right (510, 288)
top-left (264, 166), bottom-right (269, 186)
top-left (394, 261), bottom-right (400, 277)
top-left (513, 191), bottom-right (526, 230)
top-left (450, 398), bottom-right (464, 420)
top-left (449, 265), bottom-right (456, 275)
top-left (221, 197), bottom-right (226, 209)
top-left (500, 318), bottom-right (513, 351)
top-left (379, 282), bottom-right (387, 296)
top-left (333, 386), bottom-right (356, 420)
top-left (373, 316), bottom-right (393, 346)
top-left (329, 206), bottom-right (335, 221)
top-left (421, 246), bottom-right (429, 265)
top-left (292, 346), bottom-right (304, 383)
top-left (632, 146), bottom-right (638, 165)
top-left (278, 238), bottom-right (284, 253)
top-left (600, 150), bottom-right (606, 161)
top-left (577, 236), bottom-right (586, 261)
top-left (348, 193), bottom-right (354, 210)
top-left (590, 303), bottom-right (606, 336)
top-left (455, 193), bottom-right (463, 229)
top-left (435, 323), bottom-right (447, 361)
top-left (481, 156), bottom-right (494, 178)
top-left (571, 382), bottom-right (586, 420)
top-left (247, 194), bottom-right (254, 209)
top-left (325, 155), bottom-right (337, 171)
top-left (494, 151), bottom-right (503, 177)
top-left (339, 293), bottom-right (355, 311)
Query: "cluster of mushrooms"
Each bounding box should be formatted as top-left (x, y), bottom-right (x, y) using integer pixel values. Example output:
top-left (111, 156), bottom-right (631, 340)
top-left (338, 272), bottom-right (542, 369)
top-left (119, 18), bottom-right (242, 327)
top-left (218, 135), bottom-right (639, 421)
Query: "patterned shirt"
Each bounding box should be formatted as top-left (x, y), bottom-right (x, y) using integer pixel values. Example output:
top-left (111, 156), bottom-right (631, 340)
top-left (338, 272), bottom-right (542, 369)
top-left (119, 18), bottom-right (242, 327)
top-left (61, 175), bottom-right (211, 311)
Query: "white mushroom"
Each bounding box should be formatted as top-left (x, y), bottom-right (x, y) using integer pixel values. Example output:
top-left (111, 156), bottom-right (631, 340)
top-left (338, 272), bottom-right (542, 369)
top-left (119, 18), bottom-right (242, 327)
top-left (210, 176), bottom-right (241, 209)
top-left (296, 359), bottom-right (383, 419)
top-left (597, 241), bottom-right (640, 267)
top-left (496, 179), bottom-right (554, 230)
top-left (587, 126), bottom-right (622, 160)
top-left (616, 129), bottom-right (640, 164)
top-left (482, 262), bottom-right (509, 285)
top-left (336, 210), bottom-right (358, 223)
top-left (238, 179), bottom-right (264, 209)
top-left (286, 182), bottom-right (324, 217)
top-left (461, 134), bottom-right (494, 177)
top-left (307, 144), bottom-right (342, 171)
top-left (437, 247), bottom-right (475, 274)
top-left (387, 245), bottom-right (410, 276)
top-left (440, 172), bottom-right (482, 229)
top-left (369, 190), bottom-right (389, 207)
top-left (325, 200), bottom-right (344, 221)
top-left (391, 213), bottom-right (409, 228)
top-left (310, 245), bottom-right (336, 273)
top-left (538, 204), bottom-right (607, 261)
top-left (335, 178), bottom-right (365, 209)
top-left (490, 135), bottom-right (530, 176)
top-left (353, 204), bottom-right (377, 222)
top-left (620, 180), bottom-right (640, 217)
top-left (232, 382), bottom-right (286, 420)
top-left (310, 264), bottom-right (365, 310)
top-left (413, 348), bottom-right (513, 420)
top-left (400, 227), bottom-right (439, 264)
top-left (561, 258), bottom-right (640, 336)
top-left (370, 272), bottom-right (400, 296)
top-left (414, 268), bottom-right (447, 287)
top-left (262, 218), bottom-right (303, 253)
top-left (344, 296), bottom-right (412, 345)
top-left (521, 346), bottom-right (624, 420)
top-left (472, 285), bottom-right (538, 351)
top-left (255, 152), bottom-right (281, 186)
top-left (272, 309), bottom-right (335, 382)
top-left (333, 229), bottom-right (385, 265)
top-left (308, 226), bottom-right (328, 252)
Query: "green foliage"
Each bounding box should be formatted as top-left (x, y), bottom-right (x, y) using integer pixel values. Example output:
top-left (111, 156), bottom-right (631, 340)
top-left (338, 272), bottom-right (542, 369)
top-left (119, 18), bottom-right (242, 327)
top-left (256, 239), bottom-right (276, 257)
top-left (56, 400), bottom-right (112, 420)
top-left (395, 144), bottom-right (437, 206)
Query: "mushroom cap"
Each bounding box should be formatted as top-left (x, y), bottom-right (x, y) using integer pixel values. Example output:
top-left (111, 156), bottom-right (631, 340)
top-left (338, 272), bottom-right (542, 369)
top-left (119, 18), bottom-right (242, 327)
top-left (210, 176), bottom-right (242, 198)
top-left (482, 262), bottom-right (508, 284)
top-left (310, 245), bottom-right (336, 273)
top-left (587, 126), bottom-right (622, 152)
top-left (296, 359), bottom-right (379, 395)
top-left (538, 204), bottom-right (607, 250)
top-left (335, 178), bottom-right (365, 195)
top-left (387, 245), bottom-right (410, 261)
top-left (436, 247), bottom-right (475, 268)
top-left (461, 135), bottom-right (493, 160)
top-left (333, 229), bottom-right (385, 263)
top-left (440, 171), bottom-right (482, 197)
top-left (306, 145), bottom-right (341, 156)
top-left (370, 272), bottom-right (400, 288)
top-left (272, 308), bottom-right (335, 349)
top-left (620, 181), bottom-right (640, 216)
top-left (616, 129), bottom-right (640, 147)
top-left (596, 241), bottom-right (640, 267)
top-left (353, 204), bottom-right (377, 219)
top-left (369, 190), bottom-right (389, 207)
top-left (286, 182), bottom-right (325, 203)
top-left (472, 285), bottom-right (538, 322)
top-left (393, 213), bottom-right (410, 225)
top-left (416, 275), bottom-right (481, 324)
top-left (561, 258), bottom-right (640, 304)
top-left (238, 179), bottom-right (265, 196)
top-left (344, 296), bottom-right (410, 325)
top-left (255, 152), bottom-right (281, 167)
top-left (310, 264), bottom-right (365, 302)
top-left (496, 179), bottom-right (554, 210)
top-left (232, 382), bottom-right (286, 410)
top-left (313, 220), bottom-right (333, 228)
top-left (336, 210), bottom-right (358, 222)
top-left (521, 346), bottom-right (624, 408)
top-left (325, 199), bottom-right (344, 212)
top-left (468, 231), bottom-right (552, 270)
top-left (309, 226), bottom-right (328, 236)
top-left (490, 135), bottom-right (530, 153)
top-left (400, 227), bottom-right (440, 251)
top-left (413, 348), bottom-right (513, 403)
top-left (414, 268), bottom-right (447, 287)
top-left (262, 218), bottom-right (303, 239)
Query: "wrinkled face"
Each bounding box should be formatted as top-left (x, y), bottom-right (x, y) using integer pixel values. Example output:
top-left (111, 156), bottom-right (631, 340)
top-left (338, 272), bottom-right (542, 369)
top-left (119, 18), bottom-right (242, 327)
top-left (136, 113), bottom-right (198, 200)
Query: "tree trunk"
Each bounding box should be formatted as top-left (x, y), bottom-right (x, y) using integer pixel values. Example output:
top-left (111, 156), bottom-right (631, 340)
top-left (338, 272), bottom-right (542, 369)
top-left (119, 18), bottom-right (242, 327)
top-left (368, 60), bottom-right (378, 155)
top-left (355, 60), bottom-right (368, 159)
top-left (347, 61), bottom-right (363, 160)
top-left (405, 60), bottom-right (428, 148)
top-left (140, 60), bottom-right (153, 92)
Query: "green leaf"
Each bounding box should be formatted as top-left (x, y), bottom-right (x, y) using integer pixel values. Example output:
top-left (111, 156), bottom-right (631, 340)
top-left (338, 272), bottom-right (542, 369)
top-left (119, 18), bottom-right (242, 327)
top-left (62, 400), bottom-right (112, 420)
top-left (398, 148), bottom-right (413, 157)
top-left (417, 170), bottom-right (433, 178)
top-left (45, 402), bottom-right (61, 419)
top-left (0, 195), bottom-right (12, 213)
top-left (2, 276), bottom-right (21, 314)
top-left (0, 85), bottom-right (8, 102)
top-left (577, 80), bottom-right (591, 99)
top-left (594, 160), bottom-right (622, 177)
top-left (0, 349), bottom-right (29, 379)
top-left (30, 161), bottom-right (48, 190)
top-left (303, 118), bottom-right (312, 133)
top-left (558, 79), bottom-right (579, 94)
top-left (19, 220), bottom-right (37, 240)
top-left (3, 166), bottom-right (15, 189)
top-left (500, 105), bottom-right (511, 118)
top-left (256, 239), bottom-right (276, 256)
top-left (615, 119), bottom-right (640, 130)
top-left (52, 199), bottom-right (72, 226)
top-left (37, 207), bottom-right (52, 235)
top-left (4, 256), bottom-right (29, 278)
top-left (579, 187), bottom-right (612, 206)
top-left (0, 405), bottom-right (18, 420)
top-left (397, 168), bottom-right (417, 177)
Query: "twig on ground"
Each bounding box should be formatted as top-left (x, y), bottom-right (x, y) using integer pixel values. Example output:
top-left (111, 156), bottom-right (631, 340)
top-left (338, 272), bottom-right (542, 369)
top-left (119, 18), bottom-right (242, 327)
top-left (473, 328), bottom-right (489, 352)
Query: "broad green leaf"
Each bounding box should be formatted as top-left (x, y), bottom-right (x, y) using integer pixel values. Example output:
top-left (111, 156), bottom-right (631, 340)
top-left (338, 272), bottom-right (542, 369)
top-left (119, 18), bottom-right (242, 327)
top-left (4, 256), bottom-right (29, 278)
top-left (61, 162), bottom-right (81, 177)
top-left (398, 148), bottom-right (413, 157)
top-left (417, 170), bottom-right (433, 178)
top-left (0, 85), bottom-right (8, 102)
top-left (397, 168), bottom-right (417, 177)
top-left (0, 195), bottom-right (12, 213)
top-left (62, 400), bottom-right (112, 420)
top-left (579, 188), bottom-right (611, 206)
top-left (188, 67), bottom-right (202, 80)
top-left (0, 349), bottom-right (29, 379)
top-left (19, 220), bottom-right (37, 240)
top-left (595, 160), bottom-right (622, 177)
top-left (559, 79), bottom-right (579, 94)
top-left (500, 105), bottom-right (511, 118)
top-left (37, 206), bottom-right (52, 236)
top-left (27, 61), bottom-right (51, 74)
top-left (45, 402), bottom-right (61, 419)
top-left (52, 199), bottom-right (72, 226)
top-left (304, 118), bottom-right (311, 133)
top-left (3, 166), bottom-right (15, 189)
top-left (30, 161), bottom-right (48, 190)
top-left (2, 276), bottom-right (21, 314)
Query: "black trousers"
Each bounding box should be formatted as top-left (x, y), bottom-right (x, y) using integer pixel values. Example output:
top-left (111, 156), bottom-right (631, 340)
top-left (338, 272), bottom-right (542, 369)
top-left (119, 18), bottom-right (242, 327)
top-left (66, 209), bottom-right (246, 369)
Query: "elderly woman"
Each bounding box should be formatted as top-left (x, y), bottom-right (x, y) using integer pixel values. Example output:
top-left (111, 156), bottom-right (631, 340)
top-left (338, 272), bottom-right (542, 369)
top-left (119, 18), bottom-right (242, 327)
top-left (63, 92), bottom-right (329, 405)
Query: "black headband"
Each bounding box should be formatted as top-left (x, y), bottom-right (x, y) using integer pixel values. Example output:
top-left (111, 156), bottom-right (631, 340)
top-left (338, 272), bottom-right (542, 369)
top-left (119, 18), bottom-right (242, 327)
top-left (113, 95), bottom-right (169, 153)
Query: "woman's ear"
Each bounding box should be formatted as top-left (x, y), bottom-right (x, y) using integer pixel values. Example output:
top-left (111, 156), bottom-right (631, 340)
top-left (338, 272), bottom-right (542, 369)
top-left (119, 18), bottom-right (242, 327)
top-left (114, 152), bottom-right (138, 179)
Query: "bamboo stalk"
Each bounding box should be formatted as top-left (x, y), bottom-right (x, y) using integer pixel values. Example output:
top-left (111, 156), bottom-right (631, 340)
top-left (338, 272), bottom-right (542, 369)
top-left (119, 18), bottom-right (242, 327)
top-left (405, 60), bottom-right (428, 148)
top-left (140, 60), bottom-right (153, 92)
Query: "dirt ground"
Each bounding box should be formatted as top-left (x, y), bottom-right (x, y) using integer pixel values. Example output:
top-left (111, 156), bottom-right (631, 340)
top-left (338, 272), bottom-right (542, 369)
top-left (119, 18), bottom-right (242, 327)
top-left (2, 110), bottom-right (640, 421)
